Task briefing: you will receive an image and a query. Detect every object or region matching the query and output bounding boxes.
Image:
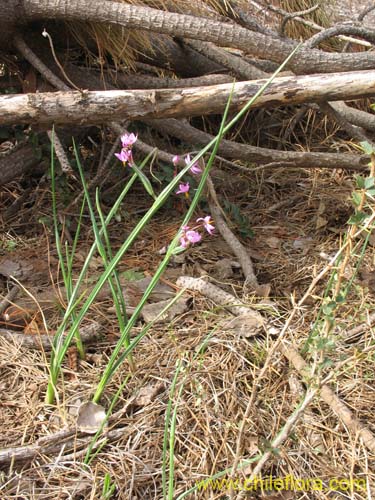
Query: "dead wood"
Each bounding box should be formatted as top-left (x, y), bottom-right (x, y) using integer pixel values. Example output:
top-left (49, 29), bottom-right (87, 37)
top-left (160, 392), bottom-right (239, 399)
top-left (3, 70), bottom-right (375, 127)
top-left (0, 321), bottom-right (101, 351)
top-left (279, 342), bottom-right (375, 454)
top-left (184, 39), bottom-right (268, 80)
top-left (330, 101), bottom-right (375, 132)
top-left (150, 118), bottom-right (368, 170)
top-left (0, 142), bottom-right (40, 186)
top-left (319, 101), bottom-right (372, 145)
top-left (18, 0), bottom-right (375, 74)
top-left (206, 177), bottom-right (260, 293)
top-left (342, 311), bottom-right (375, 342)
top-left (303, 22), bottom-right (375, 49)
top-left (0, 404), bottom-right (134, 465)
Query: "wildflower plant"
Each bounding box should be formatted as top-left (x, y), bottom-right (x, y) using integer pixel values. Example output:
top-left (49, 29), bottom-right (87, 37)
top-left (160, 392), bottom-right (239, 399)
top-left (47, 46), bottom-right (300, 409)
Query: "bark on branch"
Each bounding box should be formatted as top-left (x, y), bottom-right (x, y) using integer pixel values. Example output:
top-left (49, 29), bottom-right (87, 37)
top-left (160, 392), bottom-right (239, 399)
top-left (3, 70), bottom-right (375, 127)
top-left (19, 0), bottom-right (375, 74)
top-left (150, 118), bottom-right (368, 170)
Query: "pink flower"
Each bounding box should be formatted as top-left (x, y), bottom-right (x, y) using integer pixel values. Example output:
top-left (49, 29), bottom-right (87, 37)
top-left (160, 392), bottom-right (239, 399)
top-left (185, 154), bottom-right (202, 175)
top-left (172, 155), bottom-right (180, 166)
top-left (197, 215), bottom-right (215, 235)
top-left (176, 182), bottom-right (190, 197)
top-left (186, 230), bottom-right (202, 244)
top-left (179, 226), bottom-right (201, 247)
top-left (115, 148), bottom-right (133, 165)
top-left (121, 133), bottom-right (137, 148)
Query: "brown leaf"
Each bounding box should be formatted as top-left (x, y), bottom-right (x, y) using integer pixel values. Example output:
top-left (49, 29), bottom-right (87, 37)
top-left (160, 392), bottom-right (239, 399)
top-left (133, 382), bottom-right (165, 407)
top-left (222, 314), bottom-right (263, 338)
top-left (141, 297), bottom-right (189, 323)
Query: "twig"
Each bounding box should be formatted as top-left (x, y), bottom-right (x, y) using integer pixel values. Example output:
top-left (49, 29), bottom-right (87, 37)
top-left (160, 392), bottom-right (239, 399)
top-left (319, 101), bottom-right (372, 145)
top-left (184, 39), bottom-right (267, 80)
top-left (235, 388), bottom-right (318, 500)
top-left (0, 321), bottom-right (101, 351)
top-left (0, 399), bottom-right (136, 465)
top-left (206, 177), bottom-right (260, 292)
top-left (279, 340), bottom-right (375, 454)
top-left (176, 276), bottom-right (264, 329)
top-left (13, 33), bottom-right (69, 91)
top-left (303, 23), bottom-right (375, 49)
top-left (342, 311), bottom-right (375, 342)
top-left (13, 33), bottom-right (75, 177)
top-left (358, 3), bottom-right (375, 22)
top-left (279, 4), bottom-right (320, 37)
top-left (177, 243), bottom-right (375, 458)
top-left (258, 0), bottom-right (372, 47)
top-left (42, 29), bottom-right (83, 92)
top-left (148, 118), bottom-right (369, 171)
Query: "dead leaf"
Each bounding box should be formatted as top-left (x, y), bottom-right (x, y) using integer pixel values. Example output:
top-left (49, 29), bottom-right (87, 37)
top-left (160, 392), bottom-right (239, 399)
top-left (132, 277), bottom-right (175, 302)
top-left (0, 259), bottom-right (33, 278)
top-left (67, 346), bottom-right (79, 373)
top-left (315, 215), bottom-right (328, 229)
top-left (212, 258), bottom-right (238, 279)
top-left (141, 297), bottom-right (189, 323)
top-left (22, 67), bottom-right (37, 93)
top-left (133, 382), bottom-right (165, 407)
top-left (254, 283), bottom-right (271, 298)
top-left (24, 319), bottom-right (44, 336)
top-left (3, 304), bottom-right (32, 329)
top-left (222, 314), bottom-right (263, 338)
top-left (88, 256), bottom-right (103, 271)
top-left (77, 401), bottom-right (107, 434)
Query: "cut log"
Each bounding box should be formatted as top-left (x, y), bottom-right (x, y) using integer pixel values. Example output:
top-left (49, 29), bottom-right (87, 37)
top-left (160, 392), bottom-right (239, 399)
top-left (2, 70), bottom-right (375, 127)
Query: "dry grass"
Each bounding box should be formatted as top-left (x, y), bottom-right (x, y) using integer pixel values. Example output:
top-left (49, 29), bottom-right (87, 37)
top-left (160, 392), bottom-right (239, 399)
top-left (1, 159), bottom-right (374, 499)
top-left (2, 2), bottom-right (375, 492)
top-left (67, 0), bottom-right (243, 73)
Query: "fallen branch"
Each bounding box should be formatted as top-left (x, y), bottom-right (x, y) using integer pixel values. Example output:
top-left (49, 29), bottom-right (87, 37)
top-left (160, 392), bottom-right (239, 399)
top-left (342, 312), bottom-right (375, 342)
top-left (0, 321), bottom-right (101, 350)
top-left (176, 276), bottom-right (264, 331)
top-left (0, 402), bottom-right (134, 465)
top-left (206, 177), bottom-right (260, 293)
top-left (20, 0), bottom-right (375, 74)
top-left (150, 118), bottom-right (368, 170)
top-left (4, 70), bottom-right (375, 126)
top-left (279, 341), bottom-right (375, 454)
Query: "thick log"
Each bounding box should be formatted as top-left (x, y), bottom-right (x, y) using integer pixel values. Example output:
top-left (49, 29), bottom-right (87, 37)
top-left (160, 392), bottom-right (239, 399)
top-left (19, 0), bottom-right (375, 74)
top-left (2, 70), bottom-right (375, 127)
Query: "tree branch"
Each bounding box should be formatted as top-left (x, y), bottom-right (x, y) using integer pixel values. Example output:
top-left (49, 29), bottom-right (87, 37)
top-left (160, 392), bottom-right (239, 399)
top-left (4, 70), bottom-right (375, 127)
top-left (19, 0), bottom-right (375, 74)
